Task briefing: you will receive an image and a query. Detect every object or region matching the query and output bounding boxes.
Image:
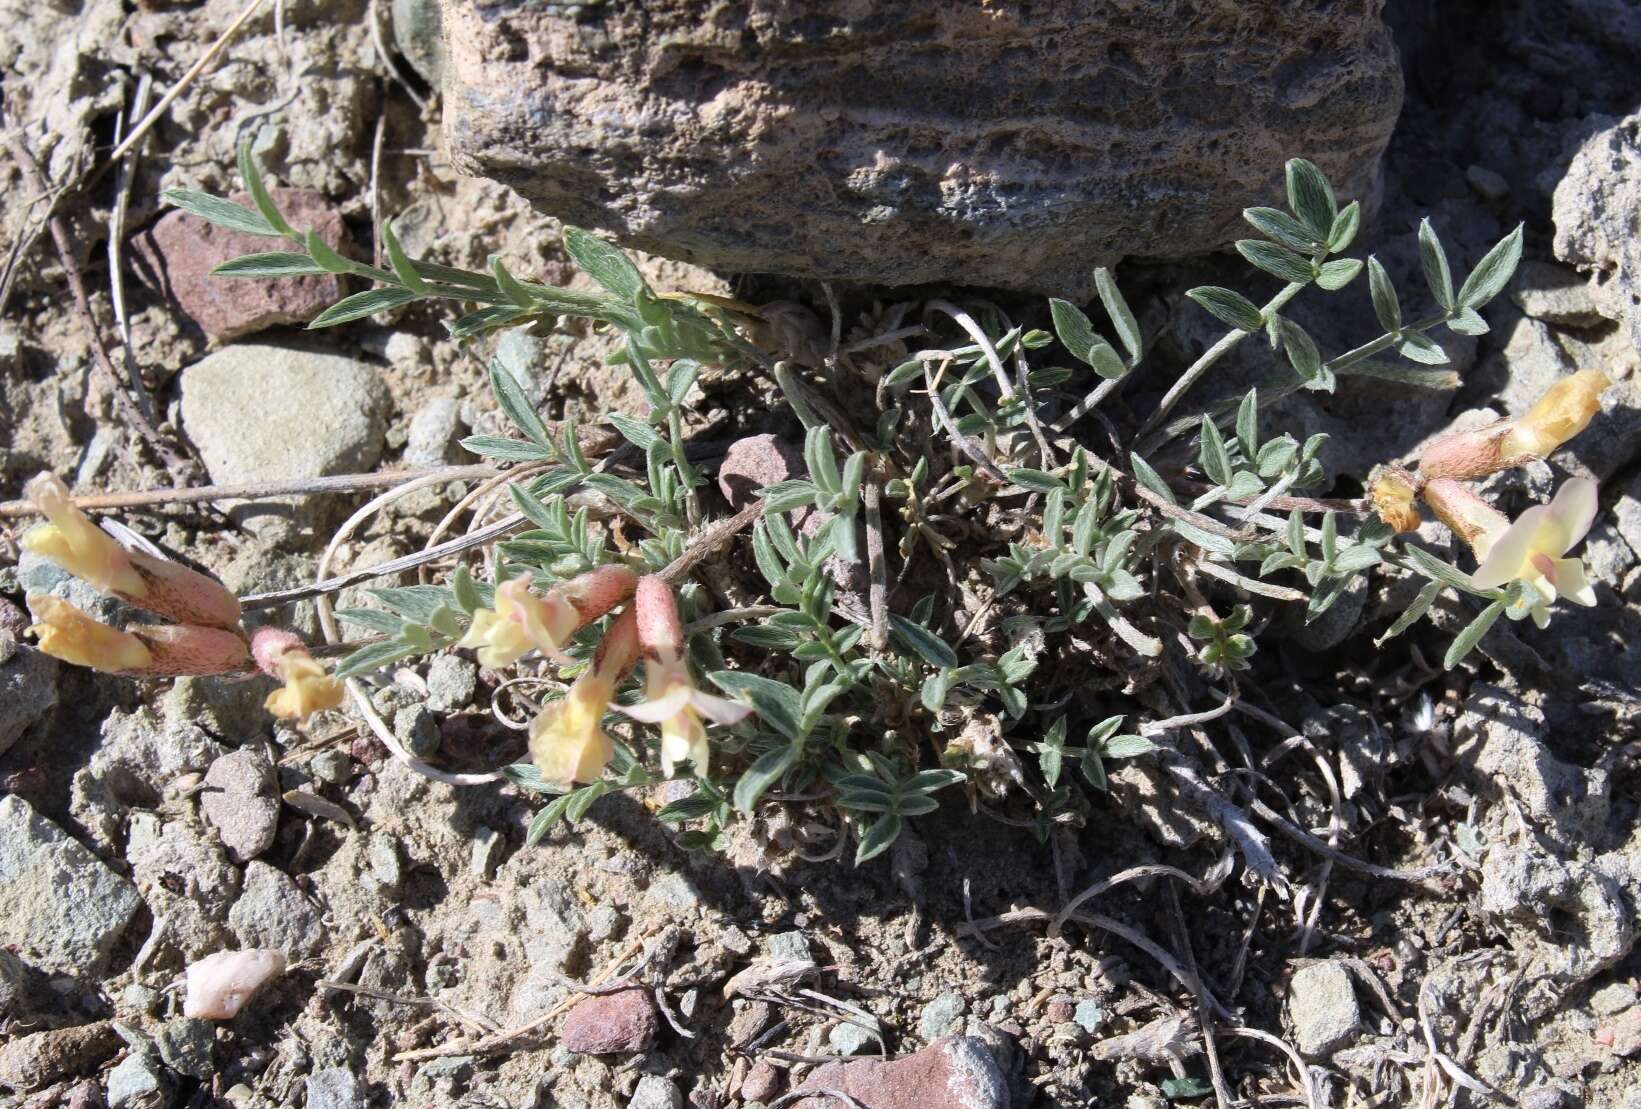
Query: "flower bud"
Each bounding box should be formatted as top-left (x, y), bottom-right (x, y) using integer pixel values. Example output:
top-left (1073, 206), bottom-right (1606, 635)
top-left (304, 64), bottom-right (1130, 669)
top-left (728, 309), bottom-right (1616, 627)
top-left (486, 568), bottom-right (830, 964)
top-left (1368, 468), bottom-right (1421, 534)
top-left (252, 627), bottom-right (344, 720)
top-left (22, 473), bottom-right (242, 630)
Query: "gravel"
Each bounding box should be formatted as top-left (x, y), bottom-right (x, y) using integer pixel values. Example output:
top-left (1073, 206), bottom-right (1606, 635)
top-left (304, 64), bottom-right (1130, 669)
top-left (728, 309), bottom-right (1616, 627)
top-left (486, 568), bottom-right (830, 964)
top-left (629, 1074), bottom-right (685, 1109)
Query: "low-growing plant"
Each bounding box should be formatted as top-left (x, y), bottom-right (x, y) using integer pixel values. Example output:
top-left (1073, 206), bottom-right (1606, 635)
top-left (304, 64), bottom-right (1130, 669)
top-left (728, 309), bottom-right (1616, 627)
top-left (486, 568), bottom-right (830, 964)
top-left (23, 144), bottom-right (1613, 868)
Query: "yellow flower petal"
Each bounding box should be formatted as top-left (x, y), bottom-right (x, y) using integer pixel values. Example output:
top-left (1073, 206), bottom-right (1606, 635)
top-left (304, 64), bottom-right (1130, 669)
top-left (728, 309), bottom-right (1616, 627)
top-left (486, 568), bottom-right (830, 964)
top-left (528, 674), bottom-right (616, 785)
top-left (25, 593), bottom-right (152, 673)
top-left (264, 651), bottom-right (345, 720)
top-left (23, 474), bottom-right (146, 598)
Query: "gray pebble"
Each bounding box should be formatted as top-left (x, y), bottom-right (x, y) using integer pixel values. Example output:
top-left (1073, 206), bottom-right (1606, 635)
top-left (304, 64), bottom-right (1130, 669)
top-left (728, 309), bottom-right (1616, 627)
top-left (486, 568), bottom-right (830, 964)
top-left (155, 1018), bottom-right (214, 1080)
top-left (394, 703), bottom-right (441, 759)
top-left (425, 655), bottom-right (477, 713)
top-left (828, 1020), bottom-right (876, 1056)
top-left (309, 748), bottom-right (355, 785)
top-left (919, 991), bottom-right (966, 1039)
top-left (629, 1074), bottom-right (684, 1109)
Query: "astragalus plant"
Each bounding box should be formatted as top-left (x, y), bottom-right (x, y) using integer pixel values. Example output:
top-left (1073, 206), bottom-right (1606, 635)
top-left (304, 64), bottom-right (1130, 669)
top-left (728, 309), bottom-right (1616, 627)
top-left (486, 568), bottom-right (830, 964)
top-left (21, 146), bottom-right (1614, 866)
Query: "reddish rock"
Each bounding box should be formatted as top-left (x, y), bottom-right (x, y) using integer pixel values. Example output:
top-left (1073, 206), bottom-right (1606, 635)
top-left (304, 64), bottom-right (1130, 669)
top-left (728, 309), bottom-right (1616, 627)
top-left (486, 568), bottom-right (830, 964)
top-left (741, 1058), bottom-right (782, 1102)
top-left (0, 1021), bottom-right (119, 1092)
top-left (717, 434), bottom-right (805, 511)
top-left (131, 189), bottom-right (350, 342)
top-left (789, 1036), bottom-right (1007, 1109)
top-left (559, 987), bottom-right (659, 1055)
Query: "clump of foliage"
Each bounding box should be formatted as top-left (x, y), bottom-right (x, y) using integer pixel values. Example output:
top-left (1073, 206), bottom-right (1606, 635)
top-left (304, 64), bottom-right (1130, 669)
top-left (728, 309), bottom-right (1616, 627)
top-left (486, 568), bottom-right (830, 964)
top-left (145, 144), bottom-right (1612, 865)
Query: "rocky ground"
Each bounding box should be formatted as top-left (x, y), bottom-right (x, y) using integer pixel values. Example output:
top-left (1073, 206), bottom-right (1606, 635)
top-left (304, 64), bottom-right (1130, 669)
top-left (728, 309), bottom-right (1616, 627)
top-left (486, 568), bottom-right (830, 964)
top-left (1, 1), bottom-right (1640, 1107)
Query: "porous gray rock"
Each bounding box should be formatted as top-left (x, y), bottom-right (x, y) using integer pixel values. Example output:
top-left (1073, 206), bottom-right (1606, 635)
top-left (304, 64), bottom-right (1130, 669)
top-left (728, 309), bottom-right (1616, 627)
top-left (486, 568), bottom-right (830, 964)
top-left (126, 818), bottom-right (241, 962)
top-left (0, 795), bottom-right (141, 977)
top-left (404, 396), bottom-right (465, 467)
top-left (179, 344), bottom-right (390, 540)
top-left (1287, 962), bottom-right (1360, 1056)
top-left (228, 861), bottom-right (328, 959)
top-left (1552, 112), bottom-right (1641, 357)
top-left (106, 1051), bottom-right (168, 1109)
top-left (0, 641), bottom-right (57, 757)
top-left (442, 0), bottom-right (1401, 294)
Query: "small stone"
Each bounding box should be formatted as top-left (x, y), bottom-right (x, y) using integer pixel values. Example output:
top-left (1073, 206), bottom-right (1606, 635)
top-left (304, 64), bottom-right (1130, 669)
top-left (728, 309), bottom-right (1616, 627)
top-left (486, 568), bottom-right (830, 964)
top-left (394, 703), bottom-right (441, 758)
top-left (227, 861), bottom-right (327, 958)
top-left (1044, 998), bottom-right (1074, 1024)
top-left (0, 1021), bottom-right (120, 1092)
top-left (106, 1051), bottom-right (168, 1109)
top-left (120, 984), bottom-right (161, 1016)
top-left (470, 825), bottom-right (503, 879)
top-left (629, 1075), bottom-right (684, 1109)
top-left (1288, 962), bottom-right (1361, 1056)
top-left (305, 1066), bottom-right (368, 1109)
top-left (405, 396), bottom-right (465, 467)
top-left (309, 748), bottom-right (356, 785)
top-left (131, 190), bottom-right (351, 342)
top-left (0, 795), bottom-right (140, 976)
top-left (560, 988), bottom-right (660, 1055)
top-left (645, 871), bottom-right (702, 912)
top-left (0, 643), bottom-right (57, 757)
top-left (728, 1000), bottom-right (775, 1044)
top-left (587, 904), bottom-right (625, 943)
top-left (155, 1018), bottom-right (214, 1080)
top-left (742, 1059), bottom-right (781, 1102)
top-left (1466, 164), bottom-right (1510, 201)
top-left (494, 328), bottom-right (550, 404)
top-left (368, 832), bottom-right (404, 896)
top-left (1073, 999), bottom-right (1105, 1034)
top-left (719, 925), bottom-right (753, 957)
top-left (717, 434), bottom-right (804, 510)
top-left (791, 1036), bottom-right (1007, 1109)
top-left (200, 749), bottom-right (281, 862)
top-left (179, 345), bottom-right (391, 541)
top-left (829, 1021), bottom-right (877, 1056)
top-left (425, 655), bottom-right (477, 713)
top-left (1591, 982), bottom-right (1640, 1016)
top-left (766, 931), bottom-right (811, 962)
top-left (1520, 1088), bottom-right (1570, 1109)
top-left (920, 992), bottom-right (966, 1040)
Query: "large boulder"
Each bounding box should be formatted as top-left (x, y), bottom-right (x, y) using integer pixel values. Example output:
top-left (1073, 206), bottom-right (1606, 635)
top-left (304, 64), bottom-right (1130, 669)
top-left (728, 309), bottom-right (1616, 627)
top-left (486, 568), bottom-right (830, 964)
top-left (441, 0), bottom-right (1402, 294)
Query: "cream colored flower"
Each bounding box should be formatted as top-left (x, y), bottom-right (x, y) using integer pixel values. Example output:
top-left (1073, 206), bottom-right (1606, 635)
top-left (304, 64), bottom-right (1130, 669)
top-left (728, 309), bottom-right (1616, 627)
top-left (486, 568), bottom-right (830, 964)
top-left (528, 609), bottom-right (642, 786)
top-left (619, 651), bottom-right (751, 777)
top-left (1471, 477), bottom-right (1599, 628)
top-left (26, 594), bottom-right (249, 676)
top-left (619, 575), bottom-right (750, 777)
top-left (458, 566), bottom-right (637, 669)
top-left (1369, 468), bottom-right (1421, 534)
top-left (26, 594), bottom-right (152, 673)
top-left (251, 627), bottom-right (343, 720)
top-left (1419, 371), bottom-right (1611, 480)
top-left (22, 473), bottom-right (243, 630)
top-left (1500, 370), bottom-right (1610, 460)
top-left (22, 474), bottom-right (145, 597)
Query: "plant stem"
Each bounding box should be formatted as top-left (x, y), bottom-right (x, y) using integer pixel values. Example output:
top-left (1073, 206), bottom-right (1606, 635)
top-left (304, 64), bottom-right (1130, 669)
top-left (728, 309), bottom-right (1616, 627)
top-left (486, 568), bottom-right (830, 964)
top-left (1137, 281), bottom-right (1308, 438)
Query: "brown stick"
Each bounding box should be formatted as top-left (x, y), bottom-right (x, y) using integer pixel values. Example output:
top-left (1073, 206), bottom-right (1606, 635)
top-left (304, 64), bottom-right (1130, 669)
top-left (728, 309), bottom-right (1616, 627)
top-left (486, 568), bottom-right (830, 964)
top-left (0, 465), bottom-right (500, 519)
